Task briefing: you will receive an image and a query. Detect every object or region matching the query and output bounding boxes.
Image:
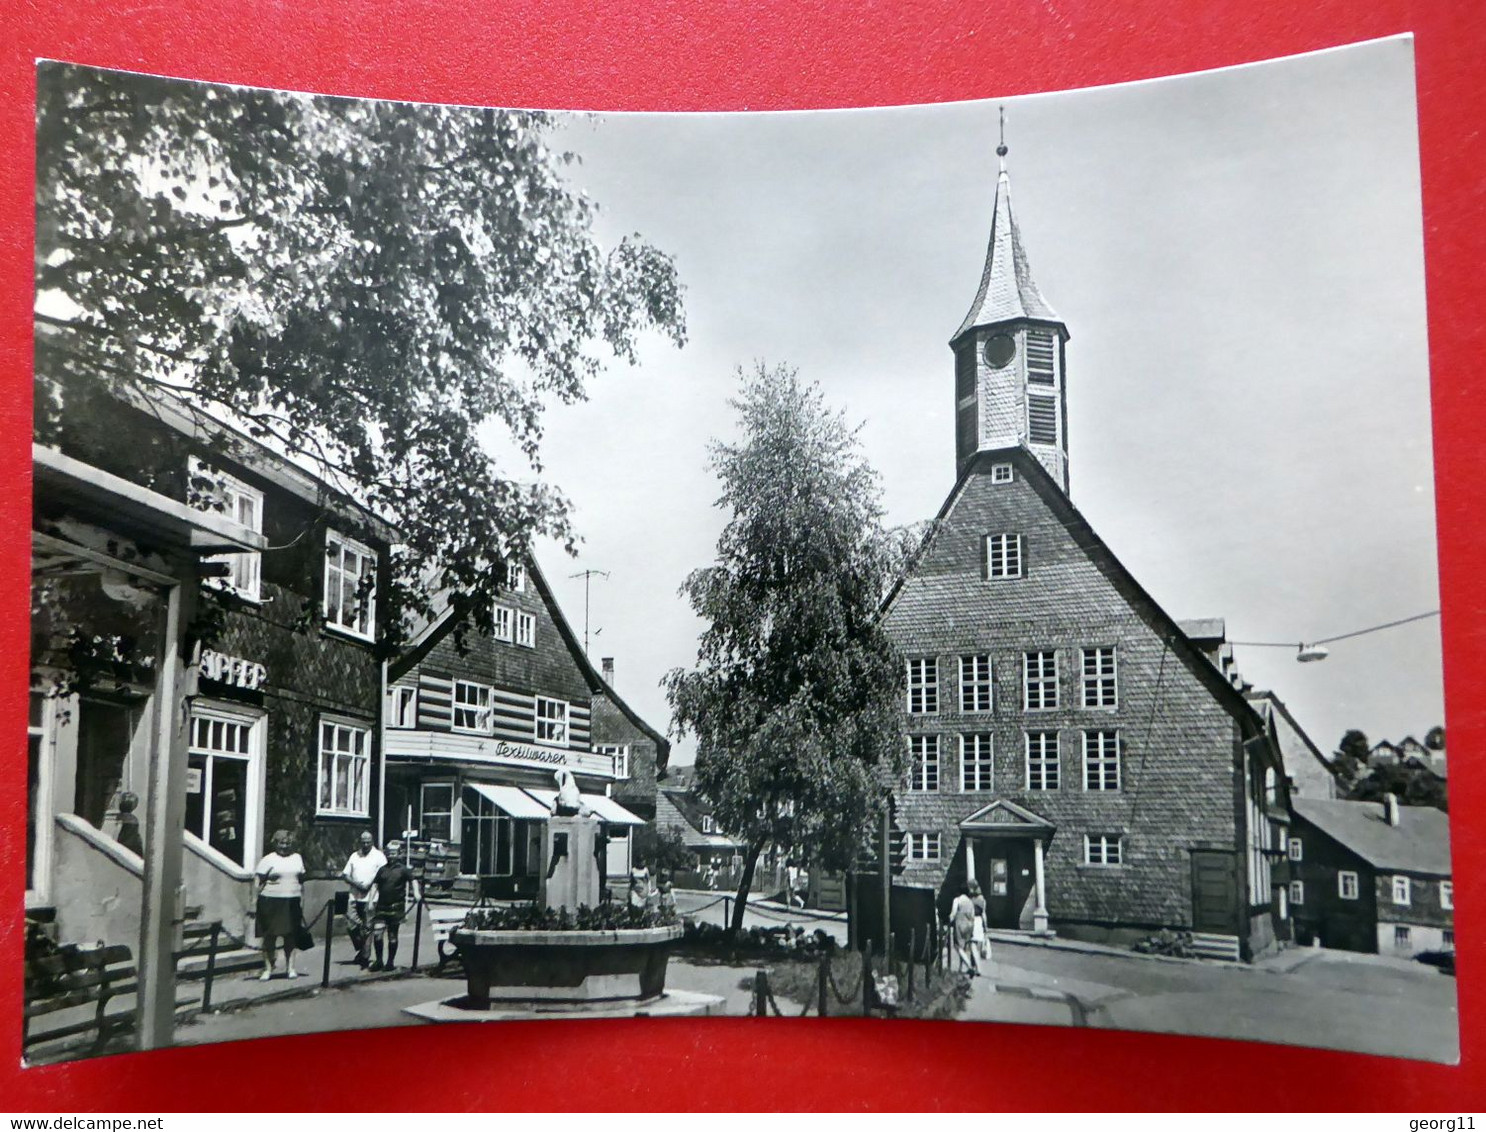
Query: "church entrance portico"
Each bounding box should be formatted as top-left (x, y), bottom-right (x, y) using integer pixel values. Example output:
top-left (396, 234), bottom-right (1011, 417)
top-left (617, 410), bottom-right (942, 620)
top-left (958, 799), bottom-right (1054, 932)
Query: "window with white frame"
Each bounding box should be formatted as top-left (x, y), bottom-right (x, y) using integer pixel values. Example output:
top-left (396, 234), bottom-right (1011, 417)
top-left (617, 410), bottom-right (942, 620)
top-left (515, 611), bottom-right (536, 648)
top-left (1084, 834), bottom-right (1122, 866)
top-left (908, 734), bottom-right (940, 792)
top-left (598, 743), bottom-right (630, 779)
top-left (388, 685), bottom-right (418, 729)
top-left (1025, 730), bottom-right (1059, 790)
top-left (907, 658), bottom-right (938, 714)
top-left (186, 706), bottom-right (263, 866)
top-left (492, 605), bottom-right (514, 643)
top-left (959, 655), bottom-right (992, 713)
top-left (535, 697), bottom-right (568, 745)
top-left (317, 719), bottom-right (370, 817)
top-left (505, 559), bottom-right (526, 593)
top-left (906, 832), bottom-right (942, 862)
top-left (701, 815), bottom-right (715, 834)
top-left (324, 531), bottom-right (377, 639)
top-left (1394, 925), bottom-right (1412, 949)
top-left (960, 734), bottom-right (994, 792)
top-left (189, 458), bottom-right (264, 601)
top-left (1082, 730), bottom-right (1121, 791)
top-left (1392, 875), bottom-right (1411, 906)
top-left (1080, 647), bottom-right (1117, 708)
top-left (1290, 880), bottom-right (1305, 905)
top-left (453, 681), bottom-right (493, 733)
top-left (1288, 837), bottom-right (1303, 861)
top-left (990, 463), bottom-right (1014, 484)
top-left (985, 534), bottom-right (1023, 579)
top-left (1441, 880), bottom-right (1454, 910)
top-left (1023, 650), bottom-right (1058, 710)
top-left (1338, 871), bottom-right (1360, 900)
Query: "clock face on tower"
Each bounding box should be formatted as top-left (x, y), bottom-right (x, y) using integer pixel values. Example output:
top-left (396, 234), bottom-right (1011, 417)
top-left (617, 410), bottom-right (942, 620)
top-left (984, 333), bottom-right (1016, 369)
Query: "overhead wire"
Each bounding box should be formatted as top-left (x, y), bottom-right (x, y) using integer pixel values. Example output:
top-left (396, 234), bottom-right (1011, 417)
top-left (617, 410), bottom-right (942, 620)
top-left (1229, 609), bottom-right (1439, 649)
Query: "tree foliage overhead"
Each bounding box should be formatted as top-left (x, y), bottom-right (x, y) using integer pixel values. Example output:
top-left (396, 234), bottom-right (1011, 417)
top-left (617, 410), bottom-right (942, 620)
top-left (664, 363), bottom-right (905, 929)
top-left (34, 62), bottom-right (685, 646)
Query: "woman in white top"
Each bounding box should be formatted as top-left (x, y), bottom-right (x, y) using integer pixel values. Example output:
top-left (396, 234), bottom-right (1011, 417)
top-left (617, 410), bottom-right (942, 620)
top-left (254, 829), bottom-right (307, 980)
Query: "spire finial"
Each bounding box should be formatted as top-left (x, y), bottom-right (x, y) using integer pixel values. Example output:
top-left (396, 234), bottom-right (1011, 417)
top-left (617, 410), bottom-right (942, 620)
top-left (996, 105), bottom-right (1008, 166)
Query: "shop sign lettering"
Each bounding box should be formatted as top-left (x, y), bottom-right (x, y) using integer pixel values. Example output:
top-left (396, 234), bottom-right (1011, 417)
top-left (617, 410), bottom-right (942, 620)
top-left (484, 739), bottom-right (568, 766)
top-left (199, 648), bottom-right (268, 691)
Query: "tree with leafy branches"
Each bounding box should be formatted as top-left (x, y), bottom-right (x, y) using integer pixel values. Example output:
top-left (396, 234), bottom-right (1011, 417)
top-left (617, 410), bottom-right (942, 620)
top-left (664, 363), bottom-right (905, 936)
top-left (34, 62), bottom-right (685, 651)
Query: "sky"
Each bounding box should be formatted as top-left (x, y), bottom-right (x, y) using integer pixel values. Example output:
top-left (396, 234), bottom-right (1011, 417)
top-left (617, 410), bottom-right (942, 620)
top-left (521, 36), bottom-right (1440, 765)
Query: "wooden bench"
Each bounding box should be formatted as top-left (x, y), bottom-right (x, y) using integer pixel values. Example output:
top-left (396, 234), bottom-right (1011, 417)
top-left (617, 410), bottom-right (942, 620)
top-left (24, 943), bottom-right (136, 1059)
top-left (427, 906), bottom-right (471, 969)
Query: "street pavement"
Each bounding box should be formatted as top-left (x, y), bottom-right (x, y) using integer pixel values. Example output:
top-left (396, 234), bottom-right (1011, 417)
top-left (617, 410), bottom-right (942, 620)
top-left (672, 889), bottom-right (848, 944)
top-left (960, 938), bottom-right (1459, 1063)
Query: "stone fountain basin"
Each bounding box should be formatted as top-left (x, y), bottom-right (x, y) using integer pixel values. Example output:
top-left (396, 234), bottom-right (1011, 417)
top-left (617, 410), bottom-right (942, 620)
top-left (451, 923), bottom-right (683, 1006)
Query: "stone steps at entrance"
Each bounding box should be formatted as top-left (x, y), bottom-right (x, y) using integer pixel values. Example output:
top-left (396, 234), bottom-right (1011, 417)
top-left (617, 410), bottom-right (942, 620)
top-left (1190, 932), bottom-right (1241, 961)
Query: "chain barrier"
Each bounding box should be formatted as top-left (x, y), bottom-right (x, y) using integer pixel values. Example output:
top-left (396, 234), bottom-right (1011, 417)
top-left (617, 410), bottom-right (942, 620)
top-left (826, 960), bottom-right (864, 1004)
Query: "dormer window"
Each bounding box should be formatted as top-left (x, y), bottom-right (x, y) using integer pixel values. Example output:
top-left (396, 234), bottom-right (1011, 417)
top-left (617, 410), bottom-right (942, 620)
top-left (188, 457), bottom-right (263, 601)
top-left (990, 463), bottom-right (1014, 484)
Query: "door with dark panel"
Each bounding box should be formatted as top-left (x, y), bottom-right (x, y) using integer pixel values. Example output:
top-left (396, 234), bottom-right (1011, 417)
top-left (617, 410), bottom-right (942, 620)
top-left (1190, 849), bottom-right (1238, 934)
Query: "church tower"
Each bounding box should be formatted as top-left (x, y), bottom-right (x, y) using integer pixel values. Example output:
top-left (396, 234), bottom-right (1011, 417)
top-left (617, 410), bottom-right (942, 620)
top-left (950, 121), bottom-right (1071, 493)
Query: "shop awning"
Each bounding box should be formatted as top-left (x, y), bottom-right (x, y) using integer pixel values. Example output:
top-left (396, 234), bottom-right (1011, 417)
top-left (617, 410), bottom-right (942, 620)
top-left (523, 788), bottom-right (647, 826)
top-left (465, 782), bottom-right (553, 820)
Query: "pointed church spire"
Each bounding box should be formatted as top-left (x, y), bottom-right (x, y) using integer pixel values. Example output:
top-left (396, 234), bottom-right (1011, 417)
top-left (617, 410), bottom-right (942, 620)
top-left (951, 112), bottom-right (1058, 343)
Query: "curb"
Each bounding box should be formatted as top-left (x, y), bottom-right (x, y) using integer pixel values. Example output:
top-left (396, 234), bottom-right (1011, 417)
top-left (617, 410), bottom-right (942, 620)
top-left (984, 931), bottom-right (1255, 971)
top-left (183, 968), bottom-right (422, 1020)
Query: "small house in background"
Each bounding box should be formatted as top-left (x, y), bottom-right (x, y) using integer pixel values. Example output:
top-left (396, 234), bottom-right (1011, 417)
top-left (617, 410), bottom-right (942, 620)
top-left (1248, 689), bottom-right (1340, 799)
top-left (1370, 736), bottom-right (1447, 780)
top-left (1288, 795), bottom-right (1453, 957)
top-left (382, 557), bottom-right (650, 901)
top-left (655, 773), bottom-right (743, 873)
top-left (591, 655), bottom-right (671, 822)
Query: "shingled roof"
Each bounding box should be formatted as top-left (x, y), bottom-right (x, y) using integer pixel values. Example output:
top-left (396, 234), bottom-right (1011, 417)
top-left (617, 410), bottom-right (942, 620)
top-left (951, 157), bottom-right (1060, 344)
top-left (1292, 796), bottom-right (1452, 876)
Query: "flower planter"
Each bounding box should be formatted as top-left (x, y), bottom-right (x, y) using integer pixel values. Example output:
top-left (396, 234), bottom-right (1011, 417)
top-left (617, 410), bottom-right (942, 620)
top-left (451, 923), bottom-right (684, 1006)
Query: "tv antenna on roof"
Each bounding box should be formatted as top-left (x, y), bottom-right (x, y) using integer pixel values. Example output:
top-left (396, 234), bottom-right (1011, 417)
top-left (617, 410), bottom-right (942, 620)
top-left (568, 568), bottom-right (610, 656)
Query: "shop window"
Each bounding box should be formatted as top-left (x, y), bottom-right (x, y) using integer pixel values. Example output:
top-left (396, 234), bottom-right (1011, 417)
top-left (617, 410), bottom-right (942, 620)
top-left (907, 658), bottom-right (938, 714)
top-left (186, 707), bottom-right (262, 866)
top-left (317, 719), bottom-right (370, 817)
top-left (536, 697), bottom-right (569, 745)
top-left (324, 530), bottom-right (377, 640)
top-left (419, 782), bottom-right (454, 843)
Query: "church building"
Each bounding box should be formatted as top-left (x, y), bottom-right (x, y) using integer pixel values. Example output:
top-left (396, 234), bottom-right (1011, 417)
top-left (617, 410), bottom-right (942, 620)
top-left (880, 135), bottom-right (1293, 961)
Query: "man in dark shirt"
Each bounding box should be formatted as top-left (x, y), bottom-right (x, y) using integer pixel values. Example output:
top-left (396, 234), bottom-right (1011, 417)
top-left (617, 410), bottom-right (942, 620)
top-left (369, 840), bottom-right (420, 971)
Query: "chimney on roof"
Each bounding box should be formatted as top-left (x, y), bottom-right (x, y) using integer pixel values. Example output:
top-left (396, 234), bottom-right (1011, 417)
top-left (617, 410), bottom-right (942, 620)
top-left (1384, 793), bottom-right (1401, 827)
top-left (601, 657), bottom-right (615, 684)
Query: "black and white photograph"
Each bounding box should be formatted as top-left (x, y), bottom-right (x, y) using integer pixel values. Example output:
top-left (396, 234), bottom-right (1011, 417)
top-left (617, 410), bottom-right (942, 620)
top-left (26, 33), bottom-right (1454, 1066)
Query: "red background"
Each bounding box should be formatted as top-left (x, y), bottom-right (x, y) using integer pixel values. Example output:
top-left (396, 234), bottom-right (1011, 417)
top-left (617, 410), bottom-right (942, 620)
top-left (1, 0), bottom-right (1482, 1112)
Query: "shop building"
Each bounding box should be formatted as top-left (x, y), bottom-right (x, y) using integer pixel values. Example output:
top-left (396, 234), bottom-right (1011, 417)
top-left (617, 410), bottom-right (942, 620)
top-left (382, 559), bottom-right (650, 901)
top-left (30, 385), bottom-right (390, 952)
top-left (878, 142), bottom-right (1291, 960)
top-left (1288, 795), bottom-right (1453, 956)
